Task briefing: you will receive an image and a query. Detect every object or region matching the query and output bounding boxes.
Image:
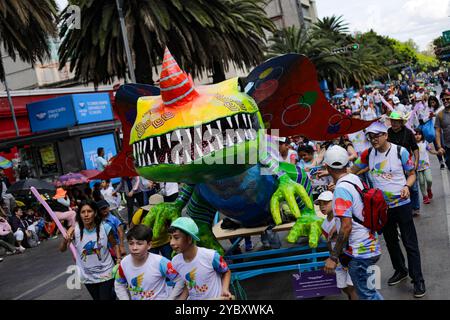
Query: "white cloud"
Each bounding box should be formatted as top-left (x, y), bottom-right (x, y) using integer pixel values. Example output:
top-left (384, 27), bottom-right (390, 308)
top-left (316, 0), bottom-right (450, 50)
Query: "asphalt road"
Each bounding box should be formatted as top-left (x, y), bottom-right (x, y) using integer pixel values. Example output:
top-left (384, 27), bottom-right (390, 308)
top-left (1, 154), bottom-right (449, 300)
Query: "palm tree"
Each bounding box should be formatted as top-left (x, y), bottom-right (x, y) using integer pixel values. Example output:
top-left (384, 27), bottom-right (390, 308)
top-left (0, 0), bottom-right (58, 81)
top-left (312, 15), bottom-right (349, 38)
top-left (58, 0), bottom-right (274, 86)
top-left (268, 24), bottom-right (389, 90)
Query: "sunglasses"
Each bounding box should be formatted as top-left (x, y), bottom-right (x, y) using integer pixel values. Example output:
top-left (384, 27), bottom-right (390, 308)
top-left (443, 98), bottom-right (450, 102)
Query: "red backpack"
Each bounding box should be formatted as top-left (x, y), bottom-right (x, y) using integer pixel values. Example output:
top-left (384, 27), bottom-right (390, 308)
top-left (341, 181), bottom-right (388, 234)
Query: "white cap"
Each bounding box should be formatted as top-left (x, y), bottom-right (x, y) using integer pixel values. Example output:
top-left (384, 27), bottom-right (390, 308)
top-left (393, 96), bottom-right (400, 104)
top-left (366, 121), bottom-right (388, 134)
top-left (324, 145), bottom-right (349, 169)
top-left (316, 191), bottom-right (333, 203)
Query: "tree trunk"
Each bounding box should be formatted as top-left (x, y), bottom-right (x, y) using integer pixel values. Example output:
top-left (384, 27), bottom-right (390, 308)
top-left (212, 59), bottom-right (226, 84)
top-left (133, 30), bottom-right (154, 85)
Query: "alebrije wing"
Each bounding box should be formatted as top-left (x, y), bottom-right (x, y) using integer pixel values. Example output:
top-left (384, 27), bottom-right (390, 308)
top-left (243, 54), bottom-right (376, 140)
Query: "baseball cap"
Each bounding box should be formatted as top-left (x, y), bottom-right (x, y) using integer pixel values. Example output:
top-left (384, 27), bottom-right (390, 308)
top-left (392, 96), bottom-right (400, 104)
top-left (148, 194), bottom-right (164, 206)
top-left (315, 191), bottom-right (334, 204)
top-left (96, 200), bottom-right (110, 210)
top-left (324, 145), bottom-right (349, 169)
top-left (366, 121), bottom-right (388, 134)
top-left (170, 217), bottom-right (200, 241)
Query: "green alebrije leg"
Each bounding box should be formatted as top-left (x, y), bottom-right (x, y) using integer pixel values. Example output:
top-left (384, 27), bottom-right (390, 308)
top-left (196, 221), bottom-right (225, 256)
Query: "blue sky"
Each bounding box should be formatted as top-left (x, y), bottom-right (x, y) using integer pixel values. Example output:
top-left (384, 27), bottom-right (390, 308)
top-left (316, 0), bottom-right (450, 50)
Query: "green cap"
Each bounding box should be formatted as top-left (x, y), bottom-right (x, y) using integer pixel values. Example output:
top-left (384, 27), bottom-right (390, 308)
top-left (388, 111), bottom-right (405, 121)
top-left (170, 217), bottom-right (200, 241)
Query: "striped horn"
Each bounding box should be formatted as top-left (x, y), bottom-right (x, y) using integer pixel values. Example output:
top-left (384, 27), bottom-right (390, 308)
top-left (159, 47), bottom-right (198, 107)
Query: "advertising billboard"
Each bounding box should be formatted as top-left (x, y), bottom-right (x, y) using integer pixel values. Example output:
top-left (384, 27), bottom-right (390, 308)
top-left (72, 93), bottom-right (114, 125)
top-left (80, 133), bottom-right (117, 171)
top-left (26, 95), bottom-right (77, 133)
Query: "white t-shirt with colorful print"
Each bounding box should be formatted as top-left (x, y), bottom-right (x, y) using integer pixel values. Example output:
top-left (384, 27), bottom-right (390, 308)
top-left (172, 247), bottom-right (228, 300)
top-left (417, 141), bottom-right (431, 171)
top-left (115, 253), bottom-right (179, 300)
top-left (73, 222), bottom-right (115, 284)
top-left (333, 174), bottom-right (381, 259)
top-left (355, 143), bottom-right (415, 208)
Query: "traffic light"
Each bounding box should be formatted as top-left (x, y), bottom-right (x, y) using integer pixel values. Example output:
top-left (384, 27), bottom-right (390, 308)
top-left (348, 43), bottom-right (360, 51)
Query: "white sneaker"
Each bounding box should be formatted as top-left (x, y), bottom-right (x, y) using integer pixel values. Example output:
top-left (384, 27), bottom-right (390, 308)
top-left (0, 257), bottom-right (3, 262)
top-left (18, 246), bottom-right (26, 253)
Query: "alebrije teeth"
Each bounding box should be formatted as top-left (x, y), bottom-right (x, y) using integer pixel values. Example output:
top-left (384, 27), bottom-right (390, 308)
top-left (234, 114), bottom-right (240, 128)
top-left (242, 114), bottom-right (248, 127)
top-left (166, 133), bottom-right (171, 148)
top-left (149, 138), bottom-right (153, 151)
top-left (143, 140), bottom-right (147, 154)
top-left (216, 120), bottom-right (222, 133)
top-left (227, 117), bottom-right (233, 128)
top-left (153, 153), bottom-right (158, 164)
top-left (157, 136), bottom-right (161, 149)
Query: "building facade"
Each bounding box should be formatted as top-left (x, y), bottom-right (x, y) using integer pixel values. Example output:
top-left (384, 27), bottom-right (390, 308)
top-left (264, 0), bottom-right (318, 30)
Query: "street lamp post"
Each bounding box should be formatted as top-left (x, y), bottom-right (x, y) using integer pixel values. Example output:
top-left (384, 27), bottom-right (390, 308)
top-left (115, 0), bottom-right (136, 83)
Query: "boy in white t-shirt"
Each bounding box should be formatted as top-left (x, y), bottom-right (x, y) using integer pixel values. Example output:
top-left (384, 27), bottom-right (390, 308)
top-left (114, 225), bottom-right (185, 300)
top-left (169, 217), bottom-right (232, 300)
top-left (318, 191), bottom-right (357, 300)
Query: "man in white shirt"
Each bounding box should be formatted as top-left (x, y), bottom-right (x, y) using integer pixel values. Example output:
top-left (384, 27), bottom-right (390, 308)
top-left (160, 182), bottom-right (179, 202)
top-left (96, 147), bottom-right (108, 171)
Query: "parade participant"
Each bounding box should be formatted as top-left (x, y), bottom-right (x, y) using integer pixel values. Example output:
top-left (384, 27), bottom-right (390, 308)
top-left (114, 225), bottom-right (185, 300)
top-left (387, 111), bottom-right (421, 217)
top-left (318, 191), bottom-right (357, 300)
top-left (160, 182), bottom-right (179, 203)
top-left (97, 200), bottom-right (126, 258)
top-left (361, 100), bottom-right (377, 121)
top-left (101, 179), bottom-right (121, 217)
top-left (169, 217), bottom-right (232, 300)
top-left (428, 95), bottom-right (446, 169)
top-left (435, 89), bottom-right (450, 171)
top-left (297, 145), bottom-right (331, 200)
top-left (60, 200), bottom-right (120, 300)
top-left (131, 194), bottom-right (173, 259)
top-left (322, 146), bottom-right (382, 300)
top-left (414, 129), bottom-right (436, 204)
top-left (352, 122), bottom-right (426, 298)
top-left (278, 137), bottom-right (297, 164)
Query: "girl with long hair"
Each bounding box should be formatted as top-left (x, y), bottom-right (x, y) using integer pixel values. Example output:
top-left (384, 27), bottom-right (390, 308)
top-left (60, 200), bottom-right (121, 300)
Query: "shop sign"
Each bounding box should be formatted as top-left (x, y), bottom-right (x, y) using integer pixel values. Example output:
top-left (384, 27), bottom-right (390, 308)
top-left (27, 96), bottom-right (76, 133)
top-left (72, 93), bottom-right (114, 125)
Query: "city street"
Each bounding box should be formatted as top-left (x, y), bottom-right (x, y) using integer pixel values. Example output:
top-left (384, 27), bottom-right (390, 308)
top-left (1, 155), bottom-right (450, 300)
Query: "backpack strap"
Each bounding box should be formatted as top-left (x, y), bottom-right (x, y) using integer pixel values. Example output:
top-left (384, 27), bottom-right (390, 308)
top-left (397, 145), bottom-right (402, 161)
top-left (337, 181), bottom-right (365, 226)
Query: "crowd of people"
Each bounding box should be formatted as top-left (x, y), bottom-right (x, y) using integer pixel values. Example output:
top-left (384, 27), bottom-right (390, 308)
top-left (273, 77), bottom-right (450, 300)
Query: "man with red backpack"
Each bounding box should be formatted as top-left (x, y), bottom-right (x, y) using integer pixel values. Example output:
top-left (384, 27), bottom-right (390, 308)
top-left (323, 145), bottom-right (383, 300)
top-left (352, 121), bottom-right (426, 298)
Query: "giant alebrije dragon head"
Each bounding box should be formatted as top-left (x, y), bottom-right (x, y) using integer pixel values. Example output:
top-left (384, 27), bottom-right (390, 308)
top-left (102, 48), bottom-right (374, 184)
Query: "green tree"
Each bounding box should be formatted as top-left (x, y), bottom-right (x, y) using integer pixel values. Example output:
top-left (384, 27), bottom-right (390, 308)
top-left (0, 0), bottom-right (58, 81)
top-left (58, 0), bottom-right (274, 86)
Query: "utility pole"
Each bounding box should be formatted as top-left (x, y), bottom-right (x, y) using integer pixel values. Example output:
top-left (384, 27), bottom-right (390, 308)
top-left (3, 77), bottom-right (19, 137)
top-left (115, 0), bottom-right (136, 83)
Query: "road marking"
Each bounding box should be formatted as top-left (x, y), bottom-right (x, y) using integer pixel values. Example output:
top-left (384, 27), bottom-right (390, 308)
top-left (13, 271), bottom-right (67, 300)
top-left (440, 169), bottom-right (450, 246)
